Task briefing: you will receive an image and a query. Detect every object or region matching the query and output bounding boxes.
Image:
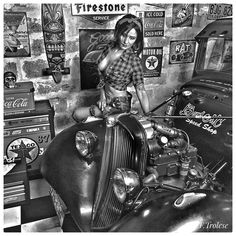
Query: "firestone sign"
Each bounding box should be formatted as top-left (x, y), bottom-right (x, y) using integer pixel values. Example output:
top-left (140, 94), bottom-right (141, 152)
top-left (71, 3), bottom-right (128, 24)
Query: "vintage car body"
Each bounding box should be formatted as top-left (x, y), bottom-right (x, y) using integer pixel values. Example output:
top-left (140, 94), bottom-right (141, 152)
top-left (41, 18), bottom-right (232, 232)
top-left (41, 113), bottom-right (232, 232)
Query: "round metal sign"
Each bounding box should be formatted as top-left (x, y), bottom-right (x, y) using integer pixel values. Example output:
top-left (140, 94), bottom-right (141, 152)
top-left (6, 137), bottom-right (39, 164)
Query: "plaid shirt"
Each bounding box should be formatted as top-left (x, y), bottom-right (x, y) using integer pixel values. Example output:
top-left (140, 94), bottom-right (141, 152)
top-left (97, 45), bottom-right (144, 91)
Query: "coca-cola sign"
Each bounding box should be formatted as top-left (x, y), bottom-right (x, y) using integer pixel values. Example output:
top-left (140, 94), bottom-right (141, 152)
top-left (4, 92), bottom-right (35, 114)
top-left (5, 98), bottom-right (29, 109)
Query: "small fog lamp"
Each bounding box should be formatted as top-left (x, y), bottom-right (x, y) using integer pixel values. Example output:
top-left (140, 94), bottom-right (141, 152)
top-left (113, 168), bottom-right (140, 203)
top-left (75, 130), bottom-right (98, 157)
top-left (182, 90), bottom-right (192, 97)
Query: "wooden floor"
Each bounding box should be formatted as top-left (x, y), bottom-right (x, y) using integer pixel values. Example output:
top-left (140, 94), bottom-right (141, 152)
top-left (4, 178), bottom-right (62, 232)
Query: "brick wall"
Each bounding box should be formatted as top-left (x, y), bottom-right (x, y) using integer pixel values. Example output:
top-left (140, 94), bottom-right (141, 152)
top-left (3, 3), bottom-right (213, 134)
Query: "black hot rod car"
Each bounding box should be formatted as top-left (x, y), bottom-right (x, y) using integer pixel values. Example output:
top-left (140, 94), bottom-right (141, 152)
top-left (41, 18), bottom-right (232, 232)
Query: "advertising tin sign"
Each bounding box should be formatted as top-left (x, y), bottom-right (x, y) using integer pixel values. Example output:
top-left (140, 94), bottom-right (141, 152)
top-left (142, 47), bottom-right (163, 77)
top-left (143, 11), bottom-right (165, 37)
top-left (4, 82), bottom-right (35, 115)
top-left (169, 40), bottom-right (196, 64)
top-left (172, 4), bottom-right (194, 27)
top-left (71, 3), bottom-right (128, 24)
top-left (5, 137), bottom-right (39, 164)
top-left (207, 4), bottom-right (232, 20)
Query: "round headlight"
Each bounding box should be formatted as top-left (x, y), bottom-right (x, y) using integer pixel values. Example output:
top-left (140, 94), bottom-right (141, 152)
top-left (75, 130), bottom-right (98, 157)
top-left (113, 168), bottom-right (140, 203)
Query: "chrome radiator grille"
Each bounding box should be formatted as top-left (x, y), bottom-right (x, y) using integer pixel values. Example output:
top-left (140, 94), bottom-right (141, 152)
top-left (92, 125), bottom-right (135, 228)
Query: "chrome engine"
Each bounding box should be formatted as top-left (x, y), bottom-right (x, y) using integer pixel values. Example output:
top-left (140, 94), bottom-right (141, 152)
top-left (108, 113), bottom-right (227, 194)
top-left (138, 116), bottom-right (227, 192)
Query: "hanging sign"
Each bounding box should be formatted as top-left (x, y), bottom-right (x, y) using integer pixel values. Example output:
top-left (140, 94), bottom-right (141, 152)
top-left (71, 3), bottom-right (128, 24)
top-left (5, 137), bottom-right (39, 164)
top-left (207, 4), bottom-right (232, 20)
top-left (79, 29), bottom-right (114, 89)
top-left (4, 12), bottom-right (31, 57)
top-left (169, 40), bottom-right (196, 64)
top-left (143, 11), bottom-right (165, 37)
top-left (142, 47), bottom-right (163, 77)
top-left (172, 4), bottom-right (194, 27)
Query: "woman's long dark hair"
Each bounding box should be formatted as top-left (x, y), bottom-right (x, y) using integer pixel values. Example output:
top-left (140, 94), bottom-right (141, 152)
top-left (114, 14), bottom-right (143, 56)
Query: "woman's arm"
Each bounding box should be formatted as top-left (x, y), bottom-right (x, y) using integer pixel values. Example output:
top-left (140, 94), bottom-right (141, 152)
top-left (135, 84), bottom-right (150, 114)
top-left (132, 57), bottom-right (150, 114)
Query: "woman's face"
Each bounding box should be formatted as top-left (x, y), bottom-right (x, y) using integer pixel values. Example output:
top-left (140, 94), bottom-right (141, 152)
top-left (119, 28), bottom-right (137, 50)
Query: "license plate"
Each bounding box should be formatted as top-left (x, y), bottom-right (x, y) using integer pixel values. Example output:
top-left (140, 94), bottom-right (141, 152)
top-left (208, 4), bottom-right (232, 20)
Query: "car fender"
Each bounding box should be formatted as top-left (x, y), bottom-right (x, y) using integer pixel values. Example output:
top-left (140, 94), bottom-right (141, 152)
top-left (41, 120), bottom-right (106, 231)
top-left (109, 189), bottom-right (232, 232)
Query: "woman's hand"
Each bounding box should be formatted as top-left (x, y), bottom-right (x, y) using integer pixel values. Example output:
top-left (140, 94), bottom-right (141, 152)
top-left (97, 98), bottom-right (106, 111)
top-left (97, 88), bottom-right (107, 111)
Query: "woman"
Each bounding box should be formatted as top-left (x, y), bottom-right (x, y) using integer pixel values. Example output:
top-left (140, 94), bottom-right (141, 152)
top-left (73, 14), bottom-right (150, 122)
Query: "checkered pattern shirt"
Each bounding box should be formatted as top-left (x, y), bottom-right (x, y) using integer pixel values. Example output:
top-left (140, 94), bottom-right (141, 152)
top-left (97, 45), bottom-right (144, 91)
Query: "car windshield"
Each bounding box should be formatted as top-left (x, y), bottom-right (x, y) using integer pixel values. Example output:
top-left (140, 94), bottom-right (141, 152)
top-left (197, 37), bottom-right (232, 72)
